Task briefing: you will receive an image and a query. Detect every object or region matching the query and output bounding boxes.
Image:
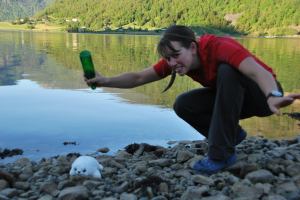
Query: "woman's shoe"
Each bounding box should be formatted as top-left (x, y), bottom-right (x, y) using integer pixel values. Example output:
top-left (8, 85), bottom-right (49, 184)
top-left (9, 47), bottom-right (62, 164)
top-left (193, 154), bottom-right (237, 174)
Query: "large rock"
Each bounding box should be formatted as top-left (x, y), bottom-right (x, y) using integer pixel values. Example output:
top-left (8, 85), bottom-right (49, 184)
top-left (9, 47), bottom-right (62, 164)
top-left (262, 195), bottom-right (287, 200)
top-left (120, 193), bottom-right (137, 200)
top-left (40, 182), bottom-right (59, 196)
top-left (0, 180), bottom-right (8, 191)
top-left (58, 186), bottom-right (89, 200)
top-left (0, 188), bottom-right (18, 198)
top-left (245, 169), bottom-right (275, 183)
top-left (286, 163), bottom-right (300, 176)
top-left (0, 194), bottom-right (10, 200)
top-left (176, 150), bottom-right (194, 163)
top-left (14, 181), bottom-right (30, 191)
top-left (37, 194), bottom-right (54, 200)
top-left (201, 194), bottom-right (230, 200)
top-left (191, 174), bottom-right (213, 185)
top-left (180, 186), bottom-right (208, 200)
top-left (113, 181), bottom-right (129, 193)
top-left (275, 181), bottom-right (300, 199)
top-left (231, 183), bottom-right (264, 199)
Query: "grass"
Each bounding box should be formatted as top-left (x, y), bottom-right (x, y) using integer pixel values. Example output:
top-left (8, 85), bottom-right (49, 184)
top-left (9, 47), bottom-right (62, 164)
top-left (0, 22), bottom-right (64, 32)
top-left (0, 22), bottom-right (27, 30)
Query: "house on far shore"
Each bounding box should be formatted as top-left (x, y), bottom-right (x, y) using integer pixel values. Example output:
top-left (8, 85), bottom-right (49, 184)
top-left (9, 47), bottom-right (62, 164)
top-left (65, 18), bottom-right (79, 23)
top-left (115, 28), bottom-right (124, 32)
top-left (78, 26), bottom-right (86, 33)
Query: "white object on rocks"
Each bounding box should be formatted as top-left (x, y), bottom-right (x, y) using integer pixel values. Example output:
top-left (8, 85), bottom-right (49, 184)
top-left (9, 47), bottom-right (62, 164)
top-left (69, 156), bottom-right (103, 178)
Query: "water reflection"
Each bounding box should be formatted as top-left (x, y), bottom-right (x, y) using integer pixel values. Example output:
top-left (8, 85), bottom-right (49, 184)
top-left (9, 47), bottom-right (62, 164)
top-left (0, 79), bottom-right (200, 162)
top-left (0, 30), bottom-right (299, 161)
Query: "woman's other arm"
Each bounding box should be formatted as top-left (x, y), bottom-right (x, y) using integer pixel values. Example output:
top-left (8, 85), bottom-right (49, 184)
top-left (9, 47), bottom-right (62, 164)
top-left (238, 57), bottom-right (300, 114)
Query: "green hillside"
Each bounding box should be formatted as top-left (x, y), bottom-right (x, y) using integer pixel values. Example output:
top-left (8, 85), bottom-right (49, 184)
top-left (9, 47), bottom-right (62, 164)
top-left (20, 0), bottom-right (300, 36)
top-left (0, 0), bottom-right (53, 21)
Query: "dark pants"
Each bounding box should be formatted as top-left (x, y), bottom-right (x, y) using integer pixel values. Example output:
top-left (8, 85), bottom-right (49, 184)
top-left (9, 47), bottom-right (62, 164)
top-left (173, 64), bottom-right (282, 160)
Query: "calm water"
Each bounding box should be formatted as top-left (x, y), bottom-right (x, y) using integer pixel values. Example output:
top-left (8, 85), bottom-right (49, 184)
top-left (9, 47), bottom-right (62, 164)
top-left (0, 31), bottom-right (299, 162)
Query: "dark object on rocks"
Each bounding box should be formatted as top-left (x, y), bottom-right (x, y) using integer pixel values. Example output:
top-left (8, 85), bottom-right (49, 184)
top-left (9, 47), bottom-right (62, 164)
top-left (63, 141), bottom-right (78, 146)
top-left (153, 148), bottom-right (166, 157)
top-left (143, 143), bottom-right (160, 152)
top-left (97, 147), bottom-right (110, 153)
top-left (125, 143), bottom-right (158, 154)
top-left (283, 112), bottom-right (300, 120)
top-left (125, 143), bottom-right (141, 154)
top-left (66, 153), bottom-right (81, 158)
top-left (0, 148), bottom-right (23, 159)
top-left (125, 143), bottom-right (165, 157)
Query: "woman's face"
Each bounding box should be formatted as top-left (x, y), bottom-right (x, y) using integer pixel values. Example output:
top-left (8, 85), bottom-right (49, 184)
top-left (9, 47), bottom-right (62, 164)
top-left (164, 41), bottom-right (199, 76)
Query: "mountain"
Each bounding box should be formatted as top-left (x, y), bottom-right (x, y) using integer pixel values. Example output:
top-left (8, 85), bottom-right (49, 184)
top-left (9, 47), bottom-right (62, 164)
top-left (0, 0), bottom-right (53, 21)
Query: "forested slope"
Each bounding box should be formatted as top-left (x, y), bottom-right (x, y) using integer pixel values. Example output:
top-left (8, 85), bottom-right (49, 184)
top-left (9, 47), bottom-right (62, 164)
top-left (22, 0), bottom-right (300, 35)
top-left (0, 0), bottom-right (52, 21)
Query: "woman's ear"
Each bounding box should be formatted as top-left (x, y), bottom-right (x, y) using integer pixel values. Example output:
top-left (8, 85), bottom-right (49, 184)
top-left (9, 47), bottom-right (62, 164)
top-left (190, 42), bottom-right (197, 54)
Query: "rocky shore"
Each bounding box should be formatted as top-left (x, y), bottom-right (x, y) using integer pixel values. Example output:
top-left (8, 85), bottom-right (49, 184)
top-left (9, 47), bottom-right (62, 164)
top-left (1, 135), bottom-right (300, 200)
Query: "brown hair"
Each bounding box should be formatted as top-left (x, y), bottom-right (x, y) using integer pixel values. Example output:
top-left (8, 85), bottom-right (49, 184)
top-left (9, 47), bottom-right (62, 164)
top-left (157, 25), bottom-right (197, 59)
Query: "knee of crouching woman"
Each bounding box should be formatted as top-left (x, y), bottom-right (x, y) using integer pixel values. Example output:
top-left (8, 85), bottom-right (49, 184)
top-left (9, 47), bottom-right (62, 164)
top-left (173, 94), bottom-right (188, 118)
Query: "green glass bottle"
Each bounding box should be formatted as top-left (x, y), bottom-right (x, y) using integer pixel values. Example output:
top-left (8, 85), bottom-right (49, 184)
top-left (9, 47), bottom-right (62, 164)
top-left (79, 50), bottom-right (96, 90)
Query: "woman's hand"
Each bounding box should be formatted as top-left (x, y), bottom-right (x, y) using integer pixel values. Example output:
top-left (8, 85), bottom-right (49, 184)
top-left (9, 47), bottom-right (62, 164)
top-left (84, 71), bottom-right (108, 88)
top-left (267, 94), bottom-right (300, 115)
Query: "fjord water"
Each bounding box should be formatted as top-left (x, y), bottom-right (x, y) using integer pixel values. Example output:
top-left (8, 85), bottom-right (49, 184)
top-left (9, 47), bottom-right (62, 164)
top-left (0, 31), bottom-right (299, 162)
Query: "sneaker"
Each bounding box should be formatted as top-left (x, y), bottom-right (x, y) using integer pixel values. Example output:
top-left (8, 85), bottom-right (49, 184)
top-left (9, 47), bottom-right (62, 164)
top-left (192, 154), bottom-right (237, 174)
top-left (236, 129), bottom-right (247, 145)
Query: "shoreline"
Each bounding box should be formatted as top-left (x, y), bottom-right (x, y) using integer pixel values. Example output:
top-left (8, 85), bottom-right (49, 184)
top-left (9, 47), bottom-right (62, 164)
top-left (0, 135), bottom-right (300, 199)
top-left (1, 24), bottom-right (300, 38)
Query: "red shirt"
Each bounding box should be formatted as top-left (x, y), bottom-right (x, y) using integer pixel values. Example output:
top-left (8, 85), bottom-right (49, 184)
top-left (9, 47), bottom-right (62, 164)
top-left (153, 34), bottom-right (276, 88)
